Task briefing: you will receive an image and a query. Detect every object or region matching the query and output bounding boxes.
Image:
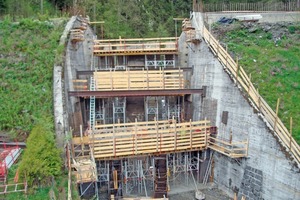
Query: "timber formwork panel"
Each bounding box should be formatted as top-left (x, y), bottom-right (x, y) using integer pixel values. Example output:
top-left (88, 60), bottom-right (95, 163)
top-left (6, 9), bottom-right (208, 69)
top-left (90, 119), bottom-right (212, 159)
top-left (94, 69), bottom-right (185, 91)
top-left (93, 37), bottom-right (178, 56)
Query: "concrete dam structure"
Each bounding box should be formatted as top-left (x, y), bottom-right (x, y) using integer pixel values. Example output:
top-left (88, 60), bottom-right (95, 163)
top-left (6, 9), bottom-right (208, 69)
top-left (55, 6), bottom-right (300, 200)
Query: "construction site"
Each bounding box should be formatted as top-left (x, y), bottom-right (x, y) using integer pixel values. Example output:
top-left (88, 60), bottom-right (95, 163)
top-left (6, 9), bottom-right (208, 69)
top-left (52, 1), bottom-right (300, 200)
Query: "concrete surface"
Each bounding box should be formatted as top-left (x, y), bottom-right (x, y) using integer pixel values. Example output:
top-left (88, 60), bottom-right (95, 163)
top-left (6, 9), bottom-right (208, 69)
top-left (64, 16), bottom-right (95, 132)
top-left (182, 11), bottom-right (300, 200)
top-left (53, 16), bottom-right (76, 149)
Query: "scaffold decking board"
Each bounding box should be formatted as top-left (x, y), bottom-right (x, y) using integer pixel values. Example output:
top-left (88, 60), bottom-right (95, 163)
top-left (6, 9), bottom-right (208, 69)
top-left (94, 37), bottom-right (178, 56)
top-left (94, 69), bottom-right (185, 91)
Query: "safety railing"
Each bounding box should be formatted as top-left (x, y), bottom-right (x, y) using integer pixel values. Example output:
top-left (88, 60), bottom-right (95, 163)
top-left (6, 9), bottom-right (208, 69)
top-left (202, 26), bottom-right (300, 166)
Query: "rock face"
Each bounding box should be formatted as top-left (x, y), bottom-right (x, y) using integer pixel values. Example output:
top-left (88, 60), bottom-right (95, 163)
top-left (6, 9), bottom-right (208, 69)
top-left (181, 12), bottom-right (300, 199)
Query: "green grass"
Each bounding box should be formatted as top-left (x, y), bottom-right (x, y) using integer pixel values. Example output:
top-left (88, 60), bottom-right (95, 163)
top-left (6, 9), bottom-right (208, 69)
top-left (3, 165), bottom-right (73, 200)
top-left (0, 17), bottom-right (65, 137)
top-left (217, 22), bottom-right (300, 143)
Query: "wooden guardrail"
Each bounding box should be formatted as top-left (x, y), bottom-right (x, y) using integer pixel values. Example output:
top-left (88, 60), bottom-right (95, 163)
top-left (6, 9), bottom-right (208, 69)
top-left (208, 136), bottom-right (248, 158)
top-left (94, 69), bottom-right (185, 91)
top-left (202, 26), bottom-right (300, 167)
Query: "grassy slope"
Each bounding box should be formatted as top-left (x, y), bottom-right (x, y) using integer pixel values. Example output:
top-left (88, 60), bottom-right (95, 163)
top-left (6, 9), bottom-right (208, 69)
top-left (0, 18), bottom-right (79, 199)
top-left (0, 18), bottom-right (63, 136)
top-left (214, 22), bottom-right (300, 143)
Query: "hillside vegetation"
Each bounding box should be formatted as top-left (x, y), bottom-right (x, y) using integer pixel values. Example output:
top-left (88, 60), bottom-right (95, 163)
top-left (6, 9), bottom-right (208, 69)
top-left (212, 21), bottom-right (300, 143)
top-left (0, 17), bottom-right (68, 198)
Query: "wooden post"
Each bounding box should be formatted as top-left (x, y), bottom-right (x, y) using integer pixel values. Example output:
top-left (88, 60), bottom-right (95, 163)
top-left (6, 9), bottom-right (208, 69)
top-left (163, 67), bottom-right (165, 89)
top-left (233, 192), bottom-right (238, 200)
top-left (80, 125), bottom-right (84, 154)
top-left (247, 73), bottom-right (252, 96)
top-left (246, 138), bottom-right (249, 157)
top-left (155, 117), bottom-right (159, 152)
top-left (110, 68), bottom-right (113, 90)
top-left (226, 44), bottom-right (228, 52)
top-left (189, 119), bottom-right (192, 149)
top-left (113, 170), bottom-right (118, 189)
top-left (113, 123), bottom-right (116, 157)
top-left (258, 88), bottom-right (261, 112)
top-left (274, 98), bottom-right (280, 132)
top-left (174, 116), bottom-right (177, 151)
top-left (135, 118), bottom-right (138, 155)
top-left (216, 40), bottom-right (219, 56)
top-left (127, 69), bottom-right (130, 90)
top-left (289, 117), bottom-right (293, 151)
top-left (146, 68), bottom-right (149, 89)
top-left (235, 57), bottom-right (240, 83)
top-left (205, 117), bottom-right (208, 148)
top-left (229, 131), bottom-right (232, 144)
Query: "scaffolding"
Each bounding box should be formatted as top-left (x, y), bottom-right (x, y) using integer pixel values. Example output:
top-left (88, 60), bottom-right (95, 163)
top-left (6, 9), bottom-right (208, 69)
top-left (95, 99), bottom-right (106, 125)
top-left (113, 97), bottom-right (126, 123)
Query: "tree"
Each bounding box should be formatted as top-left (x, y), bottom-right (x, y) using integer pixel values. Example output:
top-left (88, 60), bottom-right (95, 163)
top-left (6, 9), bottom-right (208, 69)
top-left (19, 124), bottom-right (62, 187)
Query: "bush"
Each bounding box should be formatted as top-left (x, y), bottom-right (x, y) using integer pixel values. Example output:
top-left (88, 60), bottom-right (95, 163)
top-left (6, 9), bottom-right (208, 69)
top-left (19, 124), bottom-right (62, 187)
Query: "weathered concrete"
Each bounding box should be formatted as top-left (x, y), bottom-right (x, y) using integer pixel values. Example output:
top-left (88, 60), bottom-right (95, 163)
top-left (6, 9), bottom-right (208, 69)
top-left (184, 12), bottom-right (300, 200)
top-left (204, 11), bottom-right (300, 25)
top-left (64, 16), bottom-right (94, 133)
top-left (53, 16), bottom-right (76, 149)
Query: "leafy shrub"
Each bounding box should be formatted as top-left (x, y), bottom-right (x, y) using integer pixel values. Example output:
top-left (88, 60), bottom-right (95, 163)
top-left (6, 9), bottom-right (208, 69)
top-left (19, 124), bottom-right (62, 187)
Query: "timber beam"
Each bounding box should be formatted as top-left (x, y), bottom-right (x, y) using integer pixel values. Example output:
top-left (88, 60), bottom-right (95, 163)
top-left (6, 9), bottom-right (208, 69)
top-left (68, 89), bottom-right (204, 97)
top-left (76, 67), bottom-right (193, 77)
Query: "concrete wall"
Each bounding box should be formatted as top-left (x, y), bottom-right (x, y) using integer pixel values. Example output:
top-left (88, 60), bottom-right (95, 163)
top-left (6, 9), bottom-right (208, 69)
top-left (204, 12), bottom-right (300, 25)
top-left (184, 12), bottom-right (300, 200)
top-left (53, 16), bottom-right (76, 149)
top-left (64, 17), bottom-right (95, 133)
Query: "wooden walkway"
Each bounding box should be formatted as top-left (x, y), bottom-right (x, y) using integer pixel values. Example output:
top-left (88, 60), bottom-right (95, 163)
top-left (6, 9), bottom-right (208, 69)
top-left (93, 37), bottom-right (178, 56)
top-left (72, 120), bottom-right (248, 160)
top-left (94, 69), bottom-right (185, 91)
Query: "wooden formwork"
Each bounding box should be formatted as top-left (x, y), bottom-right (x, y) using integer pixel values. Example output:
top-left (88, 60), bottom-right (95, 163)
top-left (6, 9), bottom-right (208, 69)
top-left (94, 69), bottom-right (185, 91)
top-left (72, 79), bottom-right (88, 90)
top-left (90, 119), bottom-right (212, 159)
top-left (93, 37), bottom-right (178, 56)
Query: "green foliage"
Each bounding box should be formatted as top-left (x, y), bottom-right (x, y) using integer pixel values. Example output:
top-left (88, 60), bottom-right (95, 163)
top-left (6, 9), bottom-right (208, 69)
top-left (217, 22), bottom-right (300, 143)
top-left (19, 124), bottom-right (62, 187)
top-left (0, 18), bottom-right (65, 136)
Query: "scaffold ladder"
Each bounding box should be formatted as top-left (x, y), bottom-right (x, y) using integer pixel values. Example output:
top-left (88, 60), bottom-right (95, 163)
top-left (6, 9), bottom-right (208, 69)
top-left (90, 76), bottom-right (96, 130)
